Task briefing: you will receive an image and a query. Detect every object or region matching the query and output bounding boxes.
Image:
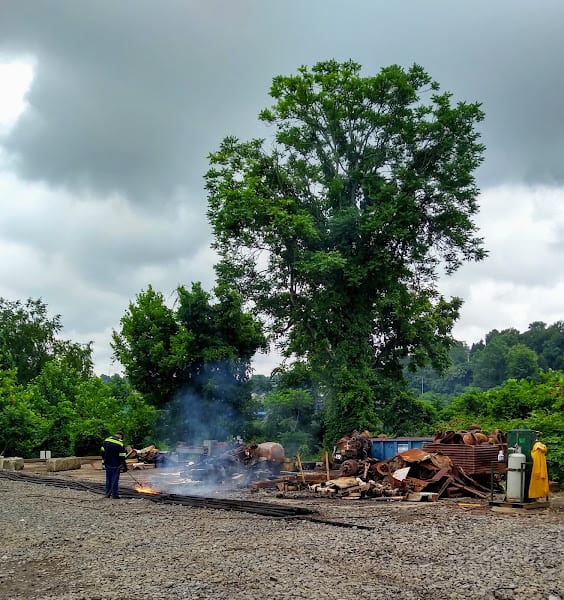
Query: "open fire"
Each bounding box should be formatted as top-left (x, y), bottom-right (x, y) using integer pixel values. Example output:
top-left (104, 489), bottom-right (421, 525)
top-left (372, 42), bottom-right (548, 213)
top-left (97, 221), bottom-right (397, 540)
top-left (134, 483), bottom-right (160, 495)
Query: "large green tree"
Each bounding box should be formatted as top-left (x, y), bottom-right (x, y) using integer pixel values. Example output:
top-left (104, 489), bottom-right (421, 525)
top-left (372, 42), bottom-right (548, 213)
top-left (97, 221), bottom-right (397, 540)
top-left (521, 321), bottom-right (564, 371)
top-left (206, 60), bottom-right (486, 442)
top-left (0, 297), bottom-right (93, 385)
top-left (111, 285), bottom-right (185, 406)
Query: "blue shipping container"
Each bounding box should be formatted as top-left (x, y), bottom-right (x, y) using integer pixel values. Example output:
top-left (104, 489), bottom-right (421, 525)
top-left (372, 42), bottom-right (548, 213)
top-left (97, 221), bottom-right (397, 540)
top-left (370, 437), bottom-right (434, 461)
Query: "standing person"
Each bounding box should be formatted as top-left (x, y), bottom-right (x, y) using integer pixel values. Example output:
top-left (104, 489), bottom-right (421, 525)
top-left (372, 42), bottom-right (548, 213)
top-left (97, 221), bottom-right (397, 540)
top-left (101, 431), bottom-right (128, 499)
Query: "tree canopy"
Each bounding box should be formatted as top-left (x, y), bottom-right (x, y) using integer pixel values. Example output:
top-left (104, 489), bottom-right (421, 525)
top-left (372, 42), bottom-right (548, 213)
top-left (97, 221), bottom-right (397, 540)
top-left (405, 322), bottom-right (564, 399)
top-left (112, 283), bottom-right (266, 442)
top-left (0, 297), bottom-right (93, 385)
top-left (0, 297), bottom-right (155, 457)
top-left (206, 60), bottom-right (486, 442)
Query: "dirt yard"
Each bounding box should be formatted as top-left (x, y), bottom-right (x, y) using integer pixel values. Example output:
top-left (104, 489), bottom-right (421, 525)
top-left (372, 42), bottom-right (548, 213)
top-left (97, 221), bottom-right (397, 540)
top-left (1, 460), bottom-right (562, 600)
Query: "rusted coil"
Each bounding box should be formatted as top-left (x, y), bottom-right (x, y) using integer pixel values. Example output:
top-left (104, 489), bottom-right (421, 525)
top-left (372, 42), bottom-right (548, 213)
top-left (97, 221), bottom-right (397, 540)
top-left (375, 461), bottom-right (390, 476)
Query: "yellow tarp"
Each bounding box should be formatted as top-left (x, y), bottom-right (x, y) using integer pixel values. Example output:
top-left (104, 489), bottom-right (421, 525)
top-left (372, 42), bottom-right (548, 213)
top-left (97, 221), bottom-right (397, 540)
top-left (528, 441), bottom-right (549, 499)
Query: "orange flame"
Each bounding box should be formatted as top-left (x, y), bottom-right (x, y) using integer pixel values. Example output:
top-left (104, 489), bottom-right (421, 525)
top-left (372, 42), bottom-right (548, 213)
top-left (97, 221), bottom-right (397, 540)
top-left (134, 484), bottom-right (160, 495)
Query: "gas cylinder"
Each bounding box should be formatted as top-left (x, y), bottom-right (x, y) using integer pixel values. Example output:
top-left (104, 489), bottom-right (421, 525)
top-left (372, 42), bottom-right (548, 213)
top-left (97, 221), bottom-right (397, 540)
top-left (506, 450), bottom-right (526, 502)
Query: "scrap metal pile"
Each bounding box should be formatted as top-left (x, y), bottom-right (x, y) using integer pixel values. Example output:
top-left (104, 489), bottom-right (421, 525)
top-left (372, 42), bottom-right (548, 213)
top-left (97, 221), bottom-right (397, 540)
top-left (178, 441), bottom-right (286, 486)
top-left (127, 444), bottom-right (166, 467)
top-left (258, 427), bottom-right (506, 501)
top-left (130, 430), bottom-right (504, 501)
top-left (311, 447), bottom-right (493, 500)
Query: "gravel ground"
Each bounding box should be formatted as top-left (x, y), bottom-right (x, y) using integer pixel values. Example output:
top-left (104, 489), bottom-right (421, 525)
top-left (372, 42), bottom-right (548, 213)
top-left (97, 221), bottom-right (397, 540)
top-left (1, 472), bottom-right (563, 600)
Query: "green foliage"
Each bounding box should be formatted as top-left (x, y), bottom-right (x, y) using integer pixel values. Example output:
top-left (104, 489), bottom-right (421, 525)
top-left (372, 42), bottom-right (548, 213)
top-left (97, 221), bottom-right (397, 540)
top-left (111, 286), bottom-right (186, 406)
top-left (0, 297), bottom-right (93, 385)
top-left (26, 359), bottom-right (86, 456)
top-left (323, 363), bottom-right (380, 445)
top-left (405, 341), bottom-right (472, 398)
top-left (486, 379), bottom-right (538, 420)
top-left (406, 322), bottom-right (564, 399)
top-left (0, 298), bottom-right (152, 457)
top-left (505, 344), bottom-right (539, 380)
top-left (206, 60), bottom-right (485, 442)
top-left (263, 389), bottom-right (314, 435)
top-left (379, 390), bottom-right (437, 436)
top-left (250, 374), bottom-right (273, 396)
top-left (278, 431), bottom-right (316, 459)
top-left (113, 283), bottom-right (265, 445)
top-left (0, 297), bottom-right (61, 384)
top-left (72, 375), bottom-right (156, 449)
top-left (252, 363), bottom-right (322, 456)
top-left (0, 369), bottom-right (46, 456)
top-left (73, 421), bottom-right (109, 456)
top-left (470, 334), bottom-right (508, 389)
top-left (521, 321), bottom-right (564, 371)
top-left (1, 362), bottom-right (157, 458)
top-left (471, 330), bottom-right (529, 389)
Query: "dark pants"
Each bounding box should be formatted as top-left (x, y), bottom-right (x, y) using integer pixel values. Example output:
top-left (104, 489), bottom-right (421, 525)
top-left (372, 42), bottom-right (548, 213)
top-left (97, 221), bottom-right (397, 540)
top-left (105, 466), bottom-right (121, 497)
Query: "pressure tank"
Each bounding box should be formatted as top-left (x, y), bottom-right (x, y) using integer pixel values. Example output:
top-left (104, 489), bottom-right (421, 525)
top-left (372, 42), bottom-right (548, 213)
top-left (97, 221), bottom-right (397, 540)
top-left (506, 450), bottom-right (526, 502)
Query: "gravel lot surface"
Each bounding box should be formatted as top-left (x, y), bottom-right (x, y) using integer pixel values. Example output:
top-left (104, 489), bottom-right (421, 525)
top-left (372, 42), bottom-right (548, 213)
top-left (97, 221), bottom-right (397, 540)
top-left (1, 467), bottom-right (562, 600)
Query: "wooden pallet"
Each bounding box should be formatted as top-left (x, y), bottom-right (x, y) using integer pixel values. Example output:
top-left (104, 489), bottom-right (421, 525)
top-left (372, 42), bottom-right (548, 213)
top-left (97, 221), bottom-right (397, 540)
top-left (489, 500), bottom-right (550, 513)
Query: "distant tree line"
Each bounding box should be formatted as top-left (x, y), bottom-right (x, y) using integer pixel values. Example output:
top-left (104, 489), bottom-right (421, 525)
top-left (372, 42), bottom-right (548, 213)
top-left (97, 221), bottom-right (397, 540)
top-left (405, 322), bottom-right (564, 400)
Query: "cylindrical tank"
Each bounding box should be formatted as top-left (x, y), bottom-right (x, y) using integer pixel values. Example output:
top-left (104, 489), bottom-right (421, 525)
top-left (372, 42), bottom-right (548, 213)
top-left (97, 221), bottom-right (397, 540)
top-left (506, 450), bottom-right (526, 502)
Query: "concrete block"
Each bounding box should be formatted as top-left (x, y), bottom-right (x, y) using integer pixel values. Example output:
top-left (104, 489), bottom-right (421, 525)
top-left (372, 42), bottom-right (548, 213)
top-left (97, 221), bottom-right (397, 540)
top-left (46, 456), bottom-right (82, 472)
top-left (1, 457), bottom-right (25, 470)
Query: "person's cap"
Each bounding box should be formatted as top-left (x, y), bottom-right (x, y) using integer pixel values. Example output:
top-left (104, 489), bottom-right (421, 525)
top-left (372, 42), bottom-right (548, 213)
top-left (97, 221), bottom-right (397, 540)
top-left (116, 431), bottom-right (123, 436)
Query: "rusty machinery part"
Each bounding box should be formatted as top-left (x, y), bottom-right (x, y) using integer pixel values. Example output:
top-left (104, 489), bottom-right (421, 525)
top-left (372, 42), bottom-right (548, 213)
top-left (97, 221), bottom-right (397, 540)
top-left (434, 428), bottom-right (507, 446)
top-left (387, 456), bottom-right (406, 473)
top-left (339, 459), bottom-right (360, 477)
top-left (375, 461), bottom-right (391, 476)
top-left (333, 431), bottom-right (371, 461)
top-left (429, 453), bottom-right (452, 471)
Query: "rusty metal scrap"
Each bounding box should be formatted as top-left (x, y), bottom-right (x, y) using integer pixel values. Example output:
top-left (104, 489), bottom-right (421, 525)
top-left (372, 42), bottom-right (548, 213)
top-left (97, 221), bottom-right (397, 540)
top-left (307, 447), bottom-right (497, 500)
top-left (129, 444), bottom-right (163, 464)
top-left (310, 477), bottom-right (400, 499)
top-left (434, 427), bottom-right (507, 446)
top-left (332, 430), bottom-right (372, 465)
top-left (422, 443), bottom-right (505, 476)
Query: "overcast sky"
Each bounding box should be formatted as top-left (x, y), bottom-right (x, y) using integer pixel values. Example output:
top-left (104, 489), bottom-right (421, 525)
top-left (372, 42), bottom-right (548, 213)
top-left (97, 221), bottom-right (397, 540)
top-left (1, 1), bottom-right (563, 376)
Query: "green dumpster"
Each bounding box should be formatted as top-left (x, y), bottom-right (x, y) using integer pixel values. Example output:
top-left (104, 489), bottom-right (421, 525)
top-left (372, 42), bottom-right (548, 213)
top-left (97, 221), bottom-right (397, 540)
top-left (507, 426), bottom-right (537, 462)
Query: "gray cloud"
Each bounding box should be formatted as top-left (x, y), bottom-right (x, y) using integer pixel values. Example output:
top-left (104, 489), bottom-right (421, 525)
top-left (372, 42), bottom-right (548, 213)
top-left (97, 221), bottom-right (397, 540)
top-left (1, 0), bottom-right (564, 202)
top-left (0, 1), bottom-right (269, 202)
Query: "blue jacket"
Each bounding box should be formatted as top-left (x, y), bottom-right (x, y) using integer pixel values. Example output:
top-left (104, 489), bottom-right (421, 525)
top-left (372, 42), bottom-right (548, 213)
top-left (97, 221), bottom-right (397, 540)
top-left (101, 435), bottom-right (127, 467)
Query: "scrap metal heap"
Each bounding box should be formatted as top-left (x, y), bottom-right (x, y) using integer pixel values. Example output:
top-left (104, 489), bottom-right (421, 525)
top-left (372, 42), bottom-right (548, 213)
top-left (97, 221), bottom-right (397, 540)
top-left (285, 426), bottom-right (506, 501)
top-left (127, 445), bottom-right (166, 467)
top-left (332, 430), bottom-right (373, 465)
top-left (178, 441), bottom-right (286, 486)
top-left (311, 448), bottom-right (495, 500)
